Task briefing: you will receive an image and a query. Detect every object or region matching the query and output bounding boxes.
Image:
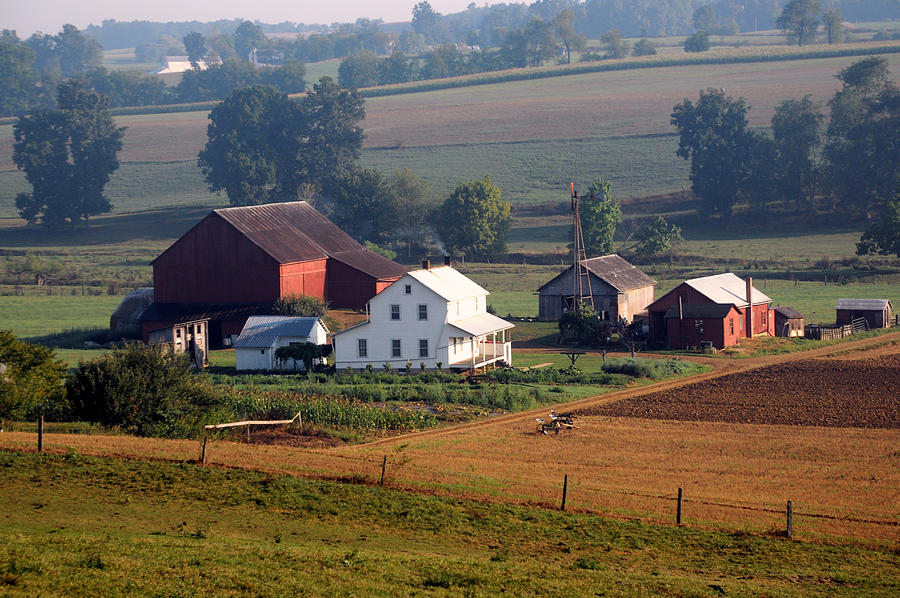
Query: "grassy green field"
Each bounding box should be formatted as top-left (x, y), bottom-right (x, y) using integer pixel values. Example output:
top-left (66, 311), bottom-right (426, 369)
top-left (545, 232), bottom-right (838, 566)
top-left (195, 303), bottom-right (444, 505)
top-left (1, 451), bottom-right (896, 597)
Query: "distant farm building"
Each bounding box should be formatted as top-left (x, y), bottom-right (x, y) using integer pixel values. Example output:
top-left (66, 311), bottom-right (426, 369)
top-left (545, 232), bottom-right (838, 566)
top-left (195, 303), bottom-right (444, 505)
top-left (142, 201), bottom-right (407, 347)
top-left (647, 273), bottom-right (773, 349)
top-left (153, 56), bottom-right (209, 74)
top-left (773, 306), bottom-right (805, 338)
top-left (536, 254), bottom-right (656, 323)
top-left (234, 316), bottom-right (329, 371)
top-left (836, 298), bottom-right (893, 329)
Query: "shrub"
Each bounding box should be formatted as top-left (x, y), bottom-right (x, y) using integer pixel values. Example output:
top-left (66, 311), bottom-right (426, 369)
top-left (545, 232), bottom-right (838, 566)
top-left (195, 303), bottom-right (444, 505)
top-left (67, 343), bottom-right (221, 437)
top-left (684, 31), bottom-right (710, 53)
top-left (272, 294), bottom-right (328, 317)
top-left (0, 331), bottom-right (68, 423)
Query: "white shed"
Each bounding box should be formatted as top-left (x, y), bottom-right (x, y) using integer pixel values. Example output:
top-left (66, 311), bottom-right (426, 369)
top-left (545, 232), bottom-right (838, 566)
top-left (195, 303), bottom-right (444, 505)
top-left (234, 316), bottom-right (329, 371)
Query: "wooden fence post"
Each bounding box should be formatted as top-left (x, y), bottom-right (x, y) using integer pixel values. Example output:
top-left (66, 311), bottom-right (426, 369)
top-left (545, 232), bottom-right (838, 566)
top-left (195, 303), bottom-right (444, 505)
top-left (676, 487), bottom-right (683, 525)
top-left (786, 500), bottom-right (793, 539)
top-left (561, 475), bottom-right (568, 511)
top-left (200, 435), bottom-right (208, 464)
top-left (37, 414), bottom-right (44, 452)
top-left (380, 455), bottom-right (387, 486)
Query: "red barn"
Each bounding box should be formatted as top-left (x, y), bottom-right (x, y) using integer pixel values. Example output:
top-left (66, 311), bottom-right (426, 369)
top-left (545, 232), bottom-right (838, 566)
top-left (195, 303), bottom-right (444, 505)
top-left (142, 201), bottom-right (407, 346)
top-left (647, 273), bottom-right (773, 349)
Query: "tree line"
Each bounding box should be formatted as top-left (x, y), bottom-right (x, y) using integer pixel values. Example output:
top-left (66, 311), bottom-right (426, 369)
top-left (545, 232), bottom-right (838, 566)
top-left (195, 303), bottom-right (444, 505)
top-left (671, 56), bottom-right (899, 256)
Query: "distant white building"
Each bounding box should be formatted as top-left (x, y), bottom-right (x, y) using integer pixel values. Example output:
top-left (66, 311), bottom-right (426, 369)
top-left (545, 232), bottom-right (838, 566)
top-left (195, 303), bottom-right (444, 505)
top-left (333, 260), bottom-right (513, 371)
top-left (234, 316), bottom-right (329, 371)
top-left (154, 56), bottom-right (209, 74)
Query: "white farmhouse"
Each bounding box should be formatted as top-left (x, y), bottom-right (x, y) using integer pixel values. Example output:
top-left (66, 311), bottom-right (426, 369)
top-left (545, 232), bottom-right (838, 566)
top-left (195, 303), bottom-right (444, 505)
top-left (333, 260), bottom-right (513, 371)
top-left (234, 316), bottom-right (329, 371)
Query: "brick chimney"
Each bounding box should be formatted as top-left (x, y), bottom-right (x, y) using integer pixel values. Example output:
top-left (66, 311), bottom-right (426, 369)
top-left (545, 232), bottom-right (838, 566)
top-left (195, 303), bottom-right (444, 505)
top-left (746, 277), bottom-right (753, 338)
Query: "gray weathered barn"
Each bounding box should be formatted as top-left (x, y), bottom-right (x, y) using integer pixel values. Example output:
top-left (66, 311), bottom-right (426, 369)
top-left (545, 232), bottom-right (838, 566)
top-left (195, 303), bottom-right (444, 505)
top-left (835, 298), bottom-right (893, 329)
top-left (536, 254), bottom-right (656, 322)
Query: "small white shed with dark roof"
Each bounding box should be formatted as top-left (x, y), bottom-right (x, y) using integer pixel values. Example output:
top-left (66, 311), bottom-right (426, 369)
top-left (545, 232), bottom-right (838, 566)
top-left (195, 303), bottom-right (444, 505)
top-left (536, 254), bottom-right (657, 322)
top-left (234, 316), bottom-right (329, 371)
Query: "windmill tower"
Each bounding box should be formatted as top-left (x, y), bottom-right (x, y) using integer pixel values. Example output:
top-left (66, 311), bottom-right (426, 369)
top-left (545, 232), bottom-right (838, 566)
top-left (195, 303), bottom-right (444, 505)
top-left (570, 182), bottom-right (594, 313)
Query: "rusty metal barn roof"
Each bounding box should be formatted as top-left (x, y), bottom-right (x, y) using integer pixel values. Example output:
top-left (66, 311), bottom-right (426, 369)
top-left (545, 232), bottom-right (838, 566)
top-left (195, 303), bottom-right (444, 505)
top-left (331, 249), bottom-right (408, 280)
top-left (214, 201), bottom-right (363, 264)
top-left (538, 254), bottom-right (656, 294)
top-left (581, 254), bottom-right (657, 292)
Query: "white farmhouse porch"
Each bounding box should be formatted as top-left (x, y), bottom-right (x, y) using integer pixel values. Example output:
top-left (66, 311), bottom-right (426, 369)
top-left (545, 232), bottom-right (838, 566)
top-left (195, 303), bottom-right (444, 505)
top-left (446, 313), bottom-right (513, 371)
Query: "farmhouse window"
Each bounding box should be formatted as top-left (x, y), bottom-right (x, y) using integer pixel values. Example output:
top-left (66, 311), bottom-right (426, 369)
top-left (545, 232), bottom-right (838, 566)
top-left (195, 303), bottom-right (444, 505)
top-left (391, 304), bottom-right (400, 320)
top-left (740, 315), bottom-right (744, 330)
top-left (761, 311), bottom-right (766, 325)
top-left (405, 284), bottom-right (411, 294)
top-left (729, 319), bottom-right (734, 335)
top-left (358, 339), bottom-right (367, 358)
top-left (419, 339), bottom-right (428, 358)
top-left (418, 304), bottom-right (428, 320)
top-left (392, 339), bottom-right (402, 358)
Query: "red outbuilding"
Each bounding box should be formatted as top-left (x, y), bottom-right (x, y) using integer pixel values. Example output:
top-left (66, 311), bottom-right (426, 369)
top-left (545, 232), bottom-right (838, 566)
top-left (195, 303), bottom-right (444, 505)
top-left (647, 273), bottom-right (774, 349)
top-left (142, 201), bottom-right (407, 346)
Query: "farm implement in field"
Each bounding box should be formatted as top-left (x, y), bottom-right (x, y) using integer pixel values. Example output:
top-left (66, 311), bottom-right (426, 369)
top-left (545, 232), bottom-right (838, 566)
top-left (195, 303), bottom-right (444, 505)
top-left (536, 410), bottom-right (578, 435)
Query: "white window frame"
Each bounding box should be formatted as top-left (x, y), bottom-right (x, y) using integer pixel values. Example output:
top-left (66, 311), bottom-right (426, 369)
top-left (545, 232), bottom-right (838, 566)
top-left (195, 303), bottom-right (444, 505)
top-left (419, 339), bottom-right (428, 358)
top-left (358, 339), bottom-right (368, 358)
top-left (390, 304), bottom-right (400, 320)
top-left (418, 304), bottom-right (428, 320)
top-left (392, 339), bottom-right (402, 358)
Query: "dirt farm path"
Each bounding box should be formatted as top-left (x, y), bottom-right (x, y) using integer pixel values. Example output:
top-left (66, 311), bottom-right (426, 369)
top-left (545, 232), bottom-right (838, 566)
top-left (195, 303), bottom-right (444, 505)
top-left (359, 331), bottom-right (900, 449)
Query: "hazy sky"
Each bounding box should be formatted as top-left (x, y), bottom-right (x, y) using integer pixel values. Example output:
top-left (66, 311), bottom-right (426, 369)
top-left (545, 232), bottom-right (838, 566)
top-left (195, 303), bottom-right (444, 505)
top-left (3, 1), bottom-right (491, 37)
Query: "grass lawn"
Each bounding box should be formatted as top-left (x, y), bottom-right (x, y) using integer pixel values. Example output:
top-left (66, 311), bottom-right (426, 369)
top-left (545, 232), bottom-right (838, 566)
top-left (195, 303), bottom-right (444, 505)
top-left (1, 450), bottom-right (896, 597)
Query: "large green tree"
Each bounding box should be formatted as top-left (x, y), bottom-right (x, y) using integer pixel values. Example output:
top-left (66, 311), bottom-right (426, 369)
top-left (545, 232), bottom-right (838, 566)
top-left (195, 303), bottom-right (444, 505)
top-left (390, 169), bottom-right (431, 258)
top-left (198, 78), bottom-right (365, 206)
top-left (0, 31), bottom-right (39, 116)
top-left (671, 88), bottom-right (754, 218)
top-left (13, 81), bottom-right (125, 226)
top-left (323, 168), bottom-right (398, 245)
top-left (857, 193), bottom-right (900, 257)
top-left (580, 179), bottom-right (622, 256)
top-left (553, 9), bottom-right (585, 65)
top-left (436, 177), bottom-right (510, 261)
top-left (771, 95), bottom-right (824, 212)
top-left (233, 20), bottom-right (268, 62)
top-left (824, 57), bottom-right (899, 218)
top-left (776, 0), bottom-right (821, 46)
top-left (183, 32), bottom-right (206, 67)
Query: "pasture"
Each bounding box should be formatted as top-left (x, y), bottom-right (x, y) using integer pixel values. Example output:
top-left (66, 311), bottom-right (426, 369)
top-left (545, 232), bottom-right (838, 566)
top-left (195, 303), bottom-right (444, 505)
top-left (2, 451), bottom-right (897, 596)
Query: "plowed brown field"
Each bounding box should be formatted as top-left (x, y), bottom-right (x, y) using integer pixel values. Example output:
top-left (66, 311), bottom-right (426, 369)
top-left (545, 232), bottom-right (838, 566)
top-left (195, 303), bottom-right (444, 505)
top-left (579, 355), bottom-right (900, 429)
